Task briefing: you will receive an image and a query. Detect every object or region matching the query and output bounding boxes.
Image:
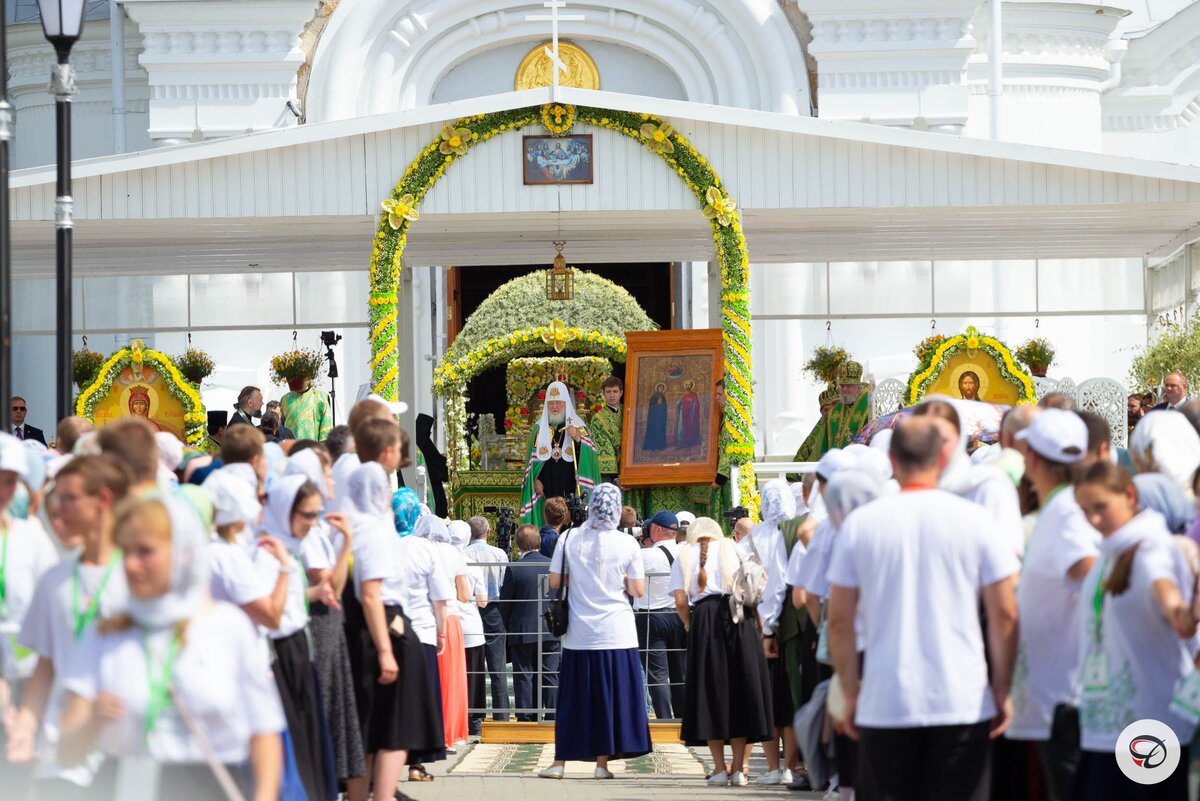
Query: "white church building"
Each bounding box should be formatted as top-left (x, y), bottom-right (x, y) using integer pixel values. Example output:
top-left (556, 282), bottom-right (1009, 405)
top-left (7, 0), bottom-right (1200, 460)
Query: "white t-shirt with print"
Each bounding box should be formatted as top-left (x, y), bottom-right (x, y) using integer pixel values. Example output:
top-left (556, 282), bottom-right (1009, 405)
top-left (550, 529), bottom-right (644, 651)
top-left (1078, 533), bottom-right (1196, 752)
top-left (1008, 488), bottom-right (1100, 741)
top-left (0, 517), bottom-right (60, 680)
top-left (395, 535), bottom-right (454, 646)
top-left (669, 538), bottom-right (738, 605)
top-left (826, 489), bottom-right (1020, 728)
top-left (19, 555), bottom-right (129, 784)
top-left (62, 602), bottom-right (285, 764)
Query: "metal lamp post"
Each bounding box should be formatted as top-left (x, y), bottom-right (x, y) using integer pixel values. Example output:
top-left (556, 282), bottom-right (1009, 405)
top-left (36, 0), bottom-right (87, 421)
top-left (0, 10), bottom-right (14, 431)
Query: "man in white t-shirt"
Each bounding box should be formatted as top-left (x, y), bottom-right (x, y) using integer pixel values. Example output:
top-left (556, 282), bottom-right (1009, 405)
top-left (1006, 409), bottom-right (1099, 801)
top-left (826, 417), bottom-right (1019, 801)
top-left (634, 511), bottom-right (685, 720)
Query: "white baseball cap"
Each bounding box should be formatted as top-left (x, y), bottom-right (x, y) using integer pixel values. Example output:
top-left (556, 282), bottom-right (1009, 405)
top-left (676, 510), bottom-right (697, 527)
top-left (1015, 408), bottom-right (1087, 464)
top-left (354, 384), bottom-right (409, 416)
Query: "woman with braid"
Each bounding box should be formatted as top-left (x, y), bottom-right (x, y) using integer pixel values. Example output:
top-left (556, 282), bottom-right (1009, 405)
top-left (669, 517), bottom-right (773, 787)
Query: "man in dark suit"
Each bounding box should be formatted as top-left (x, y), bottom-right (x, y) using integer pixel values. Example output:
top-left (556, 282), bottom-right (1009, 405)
top-left (500, 523), bottom-right (560, 721)
top-left (9, 397), bottom-right (46, 445)
top-left (1154, 371), bottom-right (1189, 411)
top-left (230, 386), bottom-right (263, 428)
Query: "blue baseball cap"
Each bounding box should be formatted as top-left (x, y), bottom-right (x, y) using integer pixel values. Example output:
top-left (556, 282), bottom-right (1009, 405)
top-left (644, 511), bottom-right (679, 530)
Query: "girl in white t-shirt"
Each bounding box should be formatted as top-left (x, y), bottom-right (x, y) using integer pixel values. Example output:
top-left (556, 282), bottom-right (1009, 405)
top-left (1072, 461), bottom-right (1197, 801)
top-left (413, 514), bottom-right (471, 749)
top-left (449, 520), bottom-right (489, 738)
top-left (539, 483), bottom-right (650, 780)
top-left (670, 516), bottom-right (773, 787)
top-left (58, 496), bottom-right (285, 801)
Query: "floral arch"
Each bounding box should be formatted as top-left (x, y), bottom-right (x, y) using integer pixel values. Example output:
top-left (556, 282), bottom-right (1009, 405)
top-left (367, 103), bottom-right (757, 507)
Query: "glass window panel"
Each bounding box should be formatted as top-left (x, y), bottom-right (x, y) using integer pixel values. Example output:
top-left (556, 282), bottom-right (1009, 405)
top-left (1149, 253), bottom-right (1185, 315)
top-left (189, 273), bottom-right (294, 328)
top-left (10, 335), bottom-right (54, 430)
top-left (295, 271), bottom-right (370, 325)
top-left (13, 278), bottom-right (83, 332)
top-left (81, 275), bottom-right (189, 330)
top-left (828, 261), bottom-right (932, 315)
top-left (1036, 259), bottom-right (1143, 313)
top-left (933, 260), bottom-right (1037, 314)
top-left (750, 263), bottom-right (827, 316)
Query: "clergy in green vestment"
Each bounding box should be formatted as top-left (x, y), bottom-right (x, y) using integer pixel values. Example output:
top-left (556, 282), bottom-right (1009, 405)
top-left (279, 381), bottom-right (333, 441)
top-left (590, 376), bottom-right (625, 481)
top-left (809, 360), bottom-right (872, 459)
top-left (519, 381), bottom-right (600, 527)
top-left (787, 384), bottom-right (840, 481)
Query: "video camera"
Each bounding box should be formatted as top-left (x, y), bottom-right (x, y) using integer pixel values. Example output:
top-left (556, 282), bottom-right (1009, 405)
top-left (483, 504), bottom-right (517, 556)
top-left (563, 493), bottom-right (588, 527)
top-left (723, 505), bottom-right (749, 533)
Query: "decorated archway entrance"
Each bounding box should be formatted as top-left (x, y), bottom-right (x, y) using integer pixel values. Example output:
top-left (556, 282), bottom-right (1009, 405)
top-left (367, 103), bottom-right (757, 508)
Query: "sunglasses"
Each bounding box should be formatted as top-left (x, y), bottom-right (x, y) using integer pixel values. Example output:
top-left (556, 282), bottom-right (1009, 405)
top-left (294, 509), bottom-right (323, 522)
top-left (11, 406), bottom-right (25, 412)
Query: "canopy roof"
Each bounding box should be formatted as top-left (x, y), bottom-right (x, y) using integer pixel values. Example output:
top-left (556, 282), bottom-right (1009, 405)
top-left (10, 87), bottom-right (1200, 277)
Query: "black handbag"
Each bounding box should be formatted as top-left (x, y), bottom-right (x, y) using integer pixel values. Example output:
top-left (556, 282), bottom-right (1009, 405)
top-left (543, 532), bottom-right (570, 637)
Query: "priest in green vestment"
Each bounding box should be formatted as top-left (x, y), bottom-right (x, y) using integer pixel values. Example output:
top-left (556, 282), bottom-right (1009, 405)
top-left (590, 376), bottom-right (625, 481)
top-left (519, 380), bottom-right (600, 526)
top-left (809, 360), bottom-right (872, 458)
top-left (787, 385), bottom-right (840, 481)
top-left (279, 380), bottom-right (333, 441)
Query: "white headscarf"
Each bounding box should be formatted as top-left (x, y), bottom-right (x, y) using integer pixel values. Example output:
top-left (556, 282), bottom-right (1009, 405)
top-left (286, 449), bottom-right (328, 499)
top-left (205, 469), bottom-right (262, 528)
top-left (1130, 410), bottom-right (1200, 493)
top-left (823, 471), bottom-right (884, 530)
top-left (449, 519), bottom-right (471, 549)
top-left (789, 482), bottom-right (809, 517)
top-left (155, 432), bottom-right (184, 482)
top-left (346, 462), bottom-right (392, 519)
top-left (580, 483), bottom-right (622, 564)
top-left (127, 496), bottom-right (211, 630)
top-left (413, 513), bottom-right (452, 544)
top-left (533, 381), bottom-right (586, 463)
top-left (261, 474), bottom-right (310, 554)
top-left (759, 479), bottom-right (797, 526)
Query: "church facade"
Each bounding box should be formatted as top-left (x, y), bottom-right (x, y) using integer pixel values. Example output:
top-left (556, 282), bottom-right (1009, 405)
top-left (7, 0), bottom-right (1200, 459)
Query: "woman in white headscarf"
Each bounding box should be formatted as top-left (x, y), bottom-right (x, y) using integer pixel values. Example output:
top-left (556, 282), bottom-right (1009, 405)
top-left (58, 496), bottom-right (285, 801)
top-left (413, 514), bottom-right (471, 750)
top-left (1131, 410), bottom-right (1200, 493)
top-left (671, 517), bottom-right (773, 786)
top-left (742, 479), bottom-right (801, 785)
top-left (539, 483), bottom-right (651, 779)
top-left (450, 519), bottom-right (489, 737)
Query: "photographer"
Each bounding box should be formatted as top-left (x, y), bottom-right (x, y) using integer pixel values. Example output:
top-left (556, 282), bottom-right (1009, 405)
top-left (539, 497), bottom-right (571, 558)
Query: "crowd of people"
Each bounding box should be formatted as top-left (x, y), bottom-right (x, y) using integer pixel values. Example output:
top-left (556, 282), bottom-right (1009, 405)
top-left (3, 376), bottom-right (1200, 800)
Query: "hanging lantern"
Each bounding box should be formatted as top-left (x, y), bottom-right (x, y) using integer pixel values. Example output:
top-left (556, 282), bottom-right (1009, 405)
top-left (545, 241), bottom-right (574, 301)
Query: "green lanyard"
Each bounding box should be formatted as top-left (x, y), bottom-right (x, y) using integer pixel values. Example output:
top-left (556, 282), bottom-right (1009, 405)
top-left (295, 557), bottom-right (310, 614)
top-left (141, 630), bottom-right (181, 738)
top-left (1091, 556), bottom-right (1109, 644)
top-left (0, 523), bottom-right (9, 616)
top-left (72, 552), bottom-right (121, 641)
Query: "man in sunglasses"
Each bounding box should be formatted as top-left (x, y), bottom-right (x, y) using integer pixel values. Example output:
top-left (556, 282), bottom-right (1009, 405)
top-left (10, 396), bottom-right (47, 446)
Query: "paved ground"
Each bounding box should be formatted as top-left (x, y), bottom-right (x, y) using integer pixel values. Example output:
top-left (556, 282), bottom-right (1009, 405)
top-left (394, 743), bottom-right (827, 801)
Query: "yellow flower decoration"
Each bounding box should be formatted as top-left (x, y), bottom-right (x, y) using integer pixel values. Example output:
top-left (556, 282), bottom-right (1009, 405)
top-left (702, 186), bottom-right (737, 227)
top-left (540, 319), bottom-right (579, 354)
top-left (439, 125), bottom-right (474, 156)
top-left (380, 195), bottom-right (419, 230)
top-left (639, 122), bottom-right (675, 155)
top-left (966, 336), bottom-right (981, 351)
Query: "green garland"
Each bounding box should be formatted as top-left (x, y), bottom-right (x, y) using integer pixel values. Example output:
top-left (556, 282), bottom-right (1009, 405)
top-left (368, 103), bottom-right (757, 508)
top-left (75, 340), bottom-right (207, 445)
top-left (905, 326), bottom-right (1036, 406)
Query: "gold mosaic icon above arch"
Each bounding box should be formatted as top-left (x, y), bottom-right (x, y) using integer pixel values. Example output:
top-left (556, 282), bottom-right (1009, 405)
top-left (515, 41), bottom-right (600, 91)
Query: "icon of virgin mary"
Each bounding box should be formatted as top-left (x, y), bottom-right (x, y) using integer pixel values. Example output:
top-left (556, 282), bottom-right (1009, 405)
top-left (128, 386), bottom-right (166, 431)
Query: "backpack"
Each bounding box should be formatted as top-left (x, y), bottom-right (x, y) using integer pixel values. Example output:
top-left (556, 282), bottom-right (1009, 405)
top-left (729, 534), bottom-right (770, 624)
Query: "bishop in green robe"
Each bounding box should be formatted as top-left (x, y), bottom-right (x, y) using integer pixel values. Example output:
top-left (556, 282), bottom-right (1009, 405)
top-left (519, 381), bottom-right (600, 527)
top-left (809, 360), bottom-right (872, 458)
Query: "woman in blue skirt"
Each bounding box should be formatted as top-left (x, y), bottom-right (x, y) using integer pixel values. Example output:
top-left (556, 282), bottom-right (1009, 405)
top-left (539, 483), bottom-right (652, 779)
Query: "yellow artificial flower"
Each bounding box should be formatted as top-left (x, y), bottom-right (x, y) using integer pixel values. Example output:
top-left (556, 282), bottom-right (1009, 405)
top-left (381, 195), bottom-right (419, 230)
top-left (966, 336), bottom-right (981, 351)
top-left (703, 186), bottom-right (737, 227)
top-left (639, 122), bottom-right (675, 155)
top-left (439, 125), bottom-right (474, 156)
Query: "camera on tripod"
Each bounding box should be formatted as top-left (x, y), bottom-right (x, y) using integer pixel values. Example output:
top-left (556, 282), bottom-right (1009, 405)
top-left (483, 504), bottom-right (517, 556)
top-left (320, 330), bottom-right (342, 347)
top-left (563, 493), bottom-right (588, 527)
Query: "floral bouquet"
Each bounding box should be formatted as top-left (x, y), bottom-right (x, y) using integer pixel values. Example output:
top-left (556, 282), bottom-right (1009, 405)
top-left (270, 348), bottom-right (324, 389)
top-left (802, 345), bottom-right (849, 384)
top-left (174, 347), bottom-right (216, 386)
top-left (1014, 338), bottom-right (1056, 375)
top-left (72, 349), bottom-right (105, 390)
top-left (913, 334), bottom-right (947, 367)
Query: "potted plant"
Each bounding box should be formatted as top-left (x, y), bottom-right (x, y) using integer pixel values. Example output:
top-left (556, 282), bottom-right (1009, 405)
top-left (1014, 338), bottom-right (1056, 377)
top-left (270, 348), bottom-right (324, 392)
top-left (174, 347), bottom-right (216, 386)
top-left (801, 345), bottom-right (850, 385)
top-left (913, 334), bottom-right (947, 368)
top-left (72, 349), bottom-right (105, 390)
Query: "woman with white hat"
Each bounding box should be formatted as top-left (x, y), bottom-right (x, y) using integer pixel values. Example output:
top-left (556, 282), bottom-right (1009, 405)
top-left (670, 516), bottom-right (773, 786)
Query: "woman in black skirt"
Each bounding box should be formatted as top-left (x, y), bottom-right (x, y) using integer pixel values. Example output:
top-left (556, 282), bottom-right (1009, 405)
top-left (669, 517), bottom-right (774, 787)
